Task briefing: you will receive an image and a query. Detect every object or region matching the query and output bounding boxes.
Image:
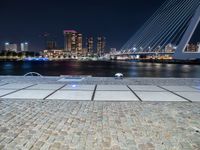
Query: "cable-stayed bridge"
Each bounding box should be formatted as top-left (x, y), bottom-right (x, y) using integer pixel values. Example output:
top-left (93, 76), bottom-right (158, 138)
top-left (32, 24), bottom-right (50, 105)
top-left (113, 0), bottom-right (200, 60)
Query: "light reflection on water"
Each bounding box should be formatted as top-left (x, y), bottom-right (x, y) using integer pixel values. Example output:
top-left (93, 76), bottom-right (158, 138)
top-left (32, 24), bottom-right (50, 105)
top-left (0, 61), bottom-right (200, 77)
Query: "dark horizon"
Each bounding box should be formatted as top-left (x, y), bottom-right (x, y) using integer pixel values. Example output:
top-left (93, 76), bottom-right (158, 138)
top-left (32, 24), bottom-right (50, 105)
top-left (0, 0), bottom-right (199, 51)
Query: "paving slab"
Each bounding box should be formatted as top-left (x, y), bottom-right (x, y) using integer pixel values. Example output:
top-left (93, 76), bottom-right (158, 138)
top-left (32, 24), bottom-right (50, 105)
top-left (175, 92), bottom-right (200, 102)
top-left (96, 85), bottom-right (130, 91)
top-left (61, 84), bottom-right (95, 91)
top-left (27, 84), bottom-right (65, 90)
top-left (193, 86), bottom-right (200, 90)
top-left (0, 83), bottom-right (7, 86)
top-left (94, 91), bottom-right (139, 101)
top-left (0, 90), bottom-right (17, 97)
top-left (2, 90), bottom-right (54, 99)
top-left (46, 90), bottom-right (93, 100)
top-left (161, 86), bottom-right (200, 92)
top-left (129, 85), bottom-right (165, 91)
top-left (0, 83), bottom-right (34, 90)
top-left (58, 77), bottom-right (84, 82)
top-left (135, 91), bottom-right (187, 101)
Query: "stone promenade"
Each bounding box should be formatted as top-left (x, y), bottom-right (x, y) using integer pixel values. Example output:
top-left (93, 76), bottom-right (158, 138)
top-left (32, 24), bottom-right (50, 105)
top-left (0, 100), bottom-right (200, 150)
top-left (0, 77), bottom-right (200, 150)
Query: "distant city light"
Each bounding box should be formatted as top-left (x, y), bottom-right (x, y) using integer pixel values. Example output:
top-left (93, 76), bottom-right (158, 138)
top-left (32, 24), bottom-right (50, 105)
top-left (136, 55), bottom-right (140, 59)
top-left (5, 42), bottom-right (9, 45)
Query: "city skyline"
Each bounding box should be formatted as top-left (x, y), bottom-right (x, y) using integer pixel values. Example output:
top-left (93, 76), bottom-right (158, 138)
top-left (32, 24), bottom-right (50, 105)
top-left (0, 0), bottom-right (199, 52)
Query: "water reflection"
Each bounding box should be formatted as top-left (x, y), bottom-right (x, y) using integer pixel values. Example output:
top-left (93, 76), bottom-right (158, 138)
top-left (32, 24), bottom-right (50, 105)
top-left (0, 61), bottom-right (200, 77)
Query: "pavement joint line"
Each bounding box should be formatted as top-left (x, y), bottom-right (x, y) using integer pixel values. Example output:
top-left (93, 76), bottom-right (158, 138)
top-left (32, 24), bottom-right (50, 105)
top-left (96, 90), bottom-right (130, 91)
top-left (127, 90), bottom-right (168, 92)
top-left (43, 84), bottom-right (68, 100)
top-left (0, 83), bottom-right (9, 87)
top-left (60, 89), bottom-right (95, 91)
top-left (157, 85), bottom-right (192, 102)
top-left (127, 85), bottom-right (143, 102)
top-left (0, 84), bottom-right (37, 98)
top-left (94, 100), bottom-right (141, 102)
top-left (91, 84), bottom-right (97, 101)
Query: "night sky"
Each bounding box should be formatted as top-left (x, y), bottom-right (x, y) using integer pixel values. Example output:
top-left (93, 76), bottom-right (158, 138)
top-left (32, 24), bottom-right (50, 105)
top-left (0, 0), bottom-right (199, 51)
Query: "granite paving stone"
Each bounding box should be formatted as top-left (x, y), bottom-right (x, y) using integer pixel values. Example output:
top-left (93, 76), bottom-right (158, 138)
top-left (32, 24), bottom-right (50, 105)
top-left (46, 91), bottom-right (93, 100)
top-left (61, 85), bottom-right (95, 91)
top-left (0, 83), bottom-right (34, 90)
top-left (26, 84), bottom-right (65, 90)
top-left (193, 86), bottom-right (200, 90)
top-left (0, 90), bottom-right (17, 97)
top-left (129, 85), bottom-right (166, 91)
top-left (135, 91), bottom-right (187, 101)
top-left (0, 100), bottom-right (199, 149)
top-left (94, 91), bottom-right (139, 101)
top-left (1, 90), bottom-right (54, 100)
top-left (0, 76), bottom-right (200, 86)
top-left (0, 77), bottom-right (200, 150)
top-left (175, 92), bottom-right (200, 102)
top-left (0, 83), bottom-right (7, 86)
top-left (96, 85), bottom-right (130, 91)
top-left (161, 86), bottom-right (200, 92)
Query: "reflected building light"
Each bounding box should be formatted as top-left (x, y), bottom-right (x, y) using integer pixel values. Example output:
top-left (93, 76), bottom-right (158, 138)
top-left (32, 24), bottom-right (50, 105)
top-left (166, 64), bottom-right (172, 67)
top-left (155, 64), bottom-right (162, 68)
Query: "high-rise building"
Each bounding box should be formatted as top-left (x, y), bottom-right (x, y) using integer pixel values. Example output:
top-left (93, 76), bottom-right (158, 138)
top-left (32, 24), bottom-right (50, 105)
top-left (165, 43), bottom-right (175, 52)
top-left (21, 42), bottom-right (29, 51)
top-left (46, 41), bottom-right (57, 50)
top-left (64, 30), bottom-right (77, 57)
top-left (197, 43), bottom-right (200, 52)
top-left (86, 37), bottom-right (94, 56)
top-left (186, 43), bottom-right (198, 52)
top-left (97, 37), bottom-right (106, 56)
top-left (4, 43), bottom-right (17, 52)
top-left (76, 33), bottom-right (83, 57)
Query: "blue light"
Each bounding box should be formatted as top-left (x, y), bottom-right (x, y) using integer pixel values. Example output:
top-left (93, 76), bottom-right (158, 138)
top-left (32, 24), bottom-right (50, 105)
top-left (72, 85), bottom-right (76, 88)
top-left (23, 57), bottom-right (49, 61)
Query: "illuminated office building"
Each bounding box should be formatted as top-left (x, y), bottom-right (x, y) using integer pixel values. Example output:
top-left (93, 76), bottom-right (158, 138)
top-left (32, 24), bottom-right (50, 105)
top-left (64, 30), bottom-right (77, 57)
top-left (20, 42), bottom-right (29, 51)
top-left (86, 37), bottom-right (94, 56)
top-left (4, 43), bottom-right (18, 52)
top-left (63, 30), bottom-right (84, 58)
top-left (186, 43), bottom-right (198, 52)
top-left (76, 33), bottom-right (83, 57)
top-left (97, 37), bottom-right (106, 56)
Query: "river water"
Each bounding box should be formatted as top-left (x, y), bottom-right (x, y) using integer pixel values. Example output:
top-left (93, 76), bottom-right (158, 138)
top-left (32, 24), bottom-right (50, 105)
top-left (0, 61), bottom-right (200, 77)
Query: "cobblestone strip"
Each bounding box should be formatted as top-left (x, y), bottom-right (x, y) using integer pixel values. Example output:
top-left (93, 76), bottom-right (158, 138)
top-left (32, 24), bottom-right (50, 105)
top-left (0, 100), bottom-right (200, 149)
